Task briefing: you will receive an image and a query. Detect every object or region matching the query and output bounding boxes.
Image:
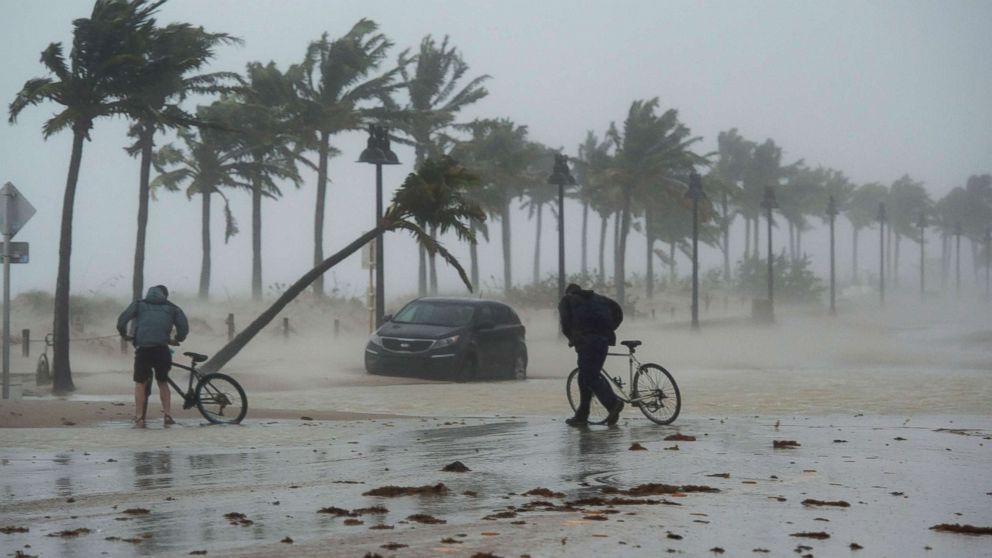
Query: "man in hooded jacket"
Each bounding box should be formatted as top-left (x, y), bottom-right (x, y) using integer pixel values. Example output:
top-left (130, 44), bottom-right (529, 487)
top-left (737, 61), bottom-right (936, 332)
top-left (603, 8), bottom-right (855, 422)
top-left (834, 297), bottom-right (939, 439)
top-left (117, 285), bottom-right (189, 427)
top-left (558, 283), bottom-right (624, 426)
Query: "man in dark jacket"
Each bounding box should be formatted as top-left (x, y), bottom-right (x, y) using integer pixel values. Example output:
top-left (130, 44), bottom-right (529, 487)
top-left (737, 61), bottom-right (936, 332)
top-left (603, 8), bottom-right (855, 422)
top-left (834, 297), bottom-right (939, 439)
top-left (117, 285), bottom-right (189, 428)
top-left (559, 283), bottom-right (624, 426)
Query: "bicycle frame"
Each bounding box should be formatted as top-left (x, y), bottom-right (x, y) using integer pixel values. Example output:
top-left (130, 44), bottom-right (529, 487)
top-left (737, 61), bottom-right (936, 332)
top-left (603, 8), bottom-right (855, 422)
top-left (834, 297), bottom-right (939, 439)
top-left (602, 348), bottom-right (641, 403)
top-left (140, 358), bottom-right (203, 413)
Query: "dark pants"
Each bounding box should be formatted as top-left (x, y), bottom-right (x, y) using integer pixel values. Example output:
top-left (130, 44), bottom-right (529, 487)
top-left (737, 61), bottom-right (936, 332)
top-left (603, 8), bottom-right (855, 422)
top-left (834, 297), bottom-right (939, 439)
top-left (573, 336), bottom-right (618, 419)
top-left (133, 346), bottom-right (172, 383)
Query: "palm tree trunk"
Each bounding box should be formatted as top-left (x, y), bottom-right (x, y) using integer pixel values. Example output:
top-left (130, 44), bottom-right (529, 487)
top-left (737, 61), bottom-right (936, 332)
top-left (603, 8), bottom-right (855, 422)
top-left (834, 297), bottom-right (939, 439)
top-left (469, 219), bottom-right (479, 289)
top-left (744, 216), bottom-right (751, 261)
top-left (721, 192), bottom-right (731, 282)
top-left (788, 220), bottom-right (795, 262)
top-left (753, 216), bottom-right (760, 261)
top-left (645, 210), bottom-right (654, 299)
top-left (581, 201), bottom-right (589, 275)
top-left (199, 190), bottom-right (212, 300)
top-left (894, 233), bottom-right (901, 287)
top-left (852, 227), bottom-right (859, 283)
top-left (669, 240), bottom-right (676, 282)
top-left (886, 225), bottom-right (892, 286)
top-left (251, 178), bottom-right (262, 302)
top-left (501, 201), bottom-right (513, 295)
top-left (532, 205), bottom-right (543, 284)
top-left (598, 214), bottom-right (607, 286)
top-left (202, 227), bottom-right (382, 374)
top-left (313, 131), bottom-right (329, 299)
top-left (132, 125), bottom-right (155, 302)
top-left (429, 224), bottom-right (439, 295)
top-left (941, 233), bottom-right (948, 288)
top-left (52, 128), bottom-right (87, 394)
top-left (615, 189), bottom-right (632, 307)
top-left (418, 230), bottom-right (427, 296)
top-left (797, 228), bottom-right (803, 259)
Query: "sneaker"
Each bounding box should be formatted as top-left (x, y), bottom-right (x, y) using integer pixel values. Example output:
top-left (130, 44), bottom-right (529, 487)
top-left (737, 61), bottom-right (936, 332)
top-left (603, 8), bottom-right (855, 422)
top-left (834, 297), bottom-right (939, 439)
top-left (605, 400), bottom-right (625, 426)
top-left (163, 414), bottom-right (176, 427)
top-left (565, 416), bottom-right (589, 427)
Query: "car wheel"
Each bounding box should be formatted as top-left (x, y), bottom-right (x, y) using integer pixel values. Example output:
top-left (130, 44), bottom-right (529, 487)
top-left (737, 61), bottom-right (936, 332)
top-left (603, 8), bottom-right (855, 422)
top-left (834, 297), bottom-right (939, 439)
top-left (511, 349), bottom-right (527, 380)
top-left (461, 352), bottom-right (479, 381)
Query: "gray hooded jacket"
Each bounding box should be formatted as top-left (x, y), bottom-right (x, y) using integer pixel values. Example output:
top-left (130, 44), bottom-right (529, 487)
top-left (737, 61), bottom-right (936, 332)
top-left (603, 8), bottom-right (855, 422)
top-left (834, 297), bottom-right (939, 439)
top-left (116, 286), bottom-right (189, 348)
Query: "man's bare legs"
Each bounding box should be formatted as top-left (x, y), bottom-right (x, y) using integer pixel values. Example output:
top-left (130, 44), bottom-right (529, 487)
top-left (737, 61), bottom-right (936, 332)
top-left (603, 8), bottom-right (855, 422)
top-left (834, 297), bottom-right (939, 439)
top-left (133, 381), bottom-right (148, 428)
top-left (159, 380), bottom-right (174, 425)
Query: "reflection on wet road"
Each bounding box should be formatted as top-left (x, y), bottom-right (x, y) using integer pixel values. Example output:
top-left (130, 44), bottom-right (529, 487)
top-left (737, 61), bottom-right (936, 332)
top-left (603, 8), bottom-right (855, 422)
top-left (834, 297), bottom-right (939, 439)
top-left (2, 415), bottom-right (991, 556)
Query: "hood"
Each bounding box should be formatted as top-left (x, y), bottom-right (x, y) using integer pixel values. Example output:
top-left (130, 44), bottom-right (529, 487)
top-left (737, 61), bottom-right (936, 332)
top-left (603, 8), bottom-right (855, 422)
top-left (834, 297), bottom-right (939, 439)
top-left (375, 321), bottom-right (464, 340)
top-left (569, 288), bottom-right (595, 299)
top-left (144, 285), bottom-right (168, 304)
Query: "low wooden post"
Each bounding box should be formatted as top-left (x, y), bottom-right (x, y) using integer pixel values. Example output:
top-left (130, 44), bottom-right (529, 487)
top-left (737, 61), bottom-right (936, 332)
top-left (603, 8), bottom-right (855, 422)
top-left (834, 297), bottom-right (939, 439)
top-left (226, 313), bottom-right (235, 342)
top-left (283, 317), bottom-right (290, 343)
top-left (120, 336), bottom-right (128, 355)
top-left (334, 318), bottom-right (340, 338)
top-left (21, 329), bottom-right (29, 358)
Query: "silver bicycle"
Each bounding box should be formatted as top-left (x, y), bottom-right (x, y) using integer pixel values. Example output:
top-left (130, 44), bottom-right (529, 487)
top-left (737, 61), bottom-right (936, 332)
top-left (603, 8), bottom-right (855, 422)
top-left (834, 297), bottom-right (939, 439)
top-left (566, 339), bottom-right (681, 425)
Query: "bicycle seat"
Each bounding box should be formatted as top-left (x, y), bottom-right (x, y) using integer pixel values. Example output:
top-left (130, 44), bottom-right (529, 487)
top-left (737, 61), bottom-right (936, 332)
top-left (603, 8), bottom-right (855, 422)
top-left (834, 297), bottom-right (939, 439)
top-left (620, 340), bottom-right (642, 350)
top-left (184, 352), bottom-right (209, 363)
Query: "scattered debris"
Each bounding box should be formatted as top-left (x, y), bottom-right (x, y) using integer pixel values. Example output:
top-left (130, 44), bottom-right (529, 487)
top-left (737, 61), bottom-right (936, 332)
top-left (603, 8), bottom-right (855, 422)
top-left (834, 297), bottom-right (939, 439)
top-left (664, 445), bottom-right (680, 451)
top-left (483, 511), bottom-right (518, 520)
top-left (666, 532), bottom-right (683, 540)
top-left (710, 548), bottom-right (725, 554)
top-left (833, 439), bottom-right (848, 443)
top-left (470, 553), bottom-right (503, 558)
top-left (343, 518), bottom-right (363, 526)
top-left (523, 487), bottom-right (565, 498)
top-left (753, 549), bottom-right (770, 553)
top-left (706, 473), bottom-right (730, 478)
top-left (407, 514), bottom-right (446, 524)
top-left (773, 440), bottom-right (801, 449)
top-left (0, 526), bottom-right (28, 534)
top-left (47, 528), bottom-right (92, 538)
top-left (463, 490), bottom-right (479, 497)
top-left (442, 461), bottom-right (471, 472)
top-left (894, 437), bottom-right (907, 441)
top-left (603, 483), bottom-right (719, 496)
top-left (380, 542), bottom-right (408, 550)
top-left (188, 552), bottom-right (207, 556)
top-left (791, 531), bottom-right (830, 539)
top-left (567, 496), bottom-right (677, 507)
top-left (369, 524), bottom-right (394, 530)
top-left (300, 416), bottom-right (313, 421)
top-left (583, 514), bottom-right (608, 521)
top-left (850, 542), bottom-right (864, 550)
top-left (629, 442), bottom-right (647, 451)
top-left (122, 508), bottom-right (150, 515)
top-left (441, 537), bottom-right (462, 544)
top-left (363, 483), bottom-right (448, 497)
top-left (801, 499), bottom-right (850, 508)
top-left (223, 512), bottom-right (253, 527)
top-left (929, 524), bottom-right (992, 535)
top-left (664, 433), bottom-right (696, 441)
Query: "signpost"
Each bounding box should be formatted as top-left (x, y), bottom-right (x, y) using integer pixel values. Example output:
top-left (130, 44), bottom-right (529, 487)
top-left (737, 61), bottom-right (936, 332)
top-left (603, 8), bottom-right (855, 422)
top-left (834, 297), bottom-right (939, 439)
top-left (1, 182), bottom-right (35, 399)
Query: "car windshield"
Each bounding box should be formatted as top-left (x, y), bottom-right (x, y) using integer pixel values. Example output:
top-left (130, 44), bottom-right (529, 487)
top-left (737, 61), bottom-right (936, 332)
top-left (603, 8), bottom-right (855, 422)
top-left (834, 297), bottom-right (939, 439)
top-left (392, 302), bottom-right (476, 327)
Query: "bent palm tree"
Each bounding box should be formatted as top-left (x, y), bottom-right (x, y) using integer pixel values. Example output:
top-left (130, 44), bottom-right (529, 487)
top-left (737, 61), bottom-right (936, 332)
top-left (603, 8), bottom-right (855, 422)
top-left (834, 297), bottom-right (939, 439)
top-left (200, 156), bottom-right (483, 374)
top-left (7, 0), bottom-right (164, 394)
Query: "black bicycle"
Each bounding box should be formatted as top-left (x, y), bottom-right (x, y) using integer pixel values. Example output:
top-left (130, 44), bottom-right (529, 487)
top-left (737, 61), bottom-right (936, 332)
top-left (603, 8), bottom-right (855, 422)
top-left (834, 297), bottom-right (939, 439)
top-left (566, 339), bottom-right (681, 425)
top-left (138, 348), bottom-right (248, 425)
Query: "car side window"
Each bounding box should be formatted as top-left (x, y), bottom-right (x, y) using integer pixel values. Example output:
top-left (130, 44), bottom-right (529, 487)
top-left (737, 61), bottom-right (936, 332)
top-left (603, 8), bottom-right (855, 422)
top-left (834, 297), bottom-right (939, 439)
top-left (493, 304), bottom-right (515, 325)
top-left (478, 305), bottom-right (494, 325)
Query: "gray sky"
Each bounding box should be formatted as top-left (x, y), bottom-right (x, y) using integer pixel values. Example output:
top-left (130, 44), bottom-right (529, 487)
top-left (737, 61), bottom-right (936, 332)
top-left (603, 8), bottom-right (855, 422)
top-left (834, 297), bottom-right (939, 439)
top-left (1, 0), bottom-right (990, 302)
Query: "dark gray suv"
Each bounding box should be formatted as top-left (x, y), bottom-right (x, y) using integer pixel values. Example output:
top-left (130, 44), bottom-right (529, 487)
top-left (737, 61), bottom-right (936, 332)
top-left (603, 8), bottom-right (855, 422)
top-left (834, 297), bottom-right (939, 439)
top-left (364, 298), bottom-right (527, 381)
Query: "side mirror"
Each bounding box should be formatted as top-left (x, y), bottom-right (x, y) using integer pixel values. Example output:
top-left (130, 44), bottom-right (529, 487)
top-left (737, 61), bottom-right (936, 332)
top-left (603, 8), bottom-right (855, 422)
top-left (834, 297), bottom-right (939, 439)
top-left (477, 320), bottom-right (495, 330)
top-left (382, 314), bottom-right (393, 323)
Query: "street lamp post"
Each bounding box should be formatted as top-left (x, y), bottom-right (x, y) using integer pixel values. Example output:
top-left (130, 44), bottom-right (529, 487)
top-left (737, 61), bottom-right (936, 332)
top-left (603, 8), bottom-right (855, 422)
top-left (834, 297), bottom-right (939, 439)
top-left (686, 171), bottom-right (705, 330)
top-left (954, 222), bottom-right (962, 298)
top-left (358, 125), bottom-right (399, 329)
top-left (877, 203), bottom-right (886, 307)
top-left (826, 196), bottom-right (838, 316)
top-left (761, 186), bottom-right (778, 320)
top-left (917, 212), bottom-right (927, 300)
top-left (548, 154), bottom-right (576, 303)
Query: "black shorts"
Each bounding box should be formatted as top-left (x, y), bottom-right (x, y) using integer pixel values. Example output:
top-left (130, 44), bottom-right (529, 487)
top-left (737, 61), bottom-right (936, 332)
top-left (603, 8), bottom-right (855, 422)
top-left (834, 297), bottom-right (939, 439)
top-left (134, 346), bottom-right (172, 383)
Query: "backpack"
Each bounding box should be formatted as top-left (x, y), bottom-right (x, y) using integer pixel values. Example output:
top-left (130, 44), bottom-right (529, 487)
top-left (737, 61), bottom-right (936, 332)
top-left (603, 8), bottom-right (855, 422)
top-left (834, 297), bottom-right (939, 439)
top-left (584, 293), bottom-right (623, 334)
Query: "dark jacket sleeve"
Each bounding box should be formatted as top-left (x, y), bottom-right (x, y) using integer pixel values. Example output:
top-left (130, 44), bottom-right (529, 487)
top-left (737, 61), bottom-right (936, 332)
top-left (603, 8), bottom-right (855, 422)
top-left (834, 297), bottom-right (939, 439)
top-left (558, 296), bottom-right (573, 343)
top-left (173, 305), bottom-right (190, 342)
top-left (116, 302), bottom-right (138, 337)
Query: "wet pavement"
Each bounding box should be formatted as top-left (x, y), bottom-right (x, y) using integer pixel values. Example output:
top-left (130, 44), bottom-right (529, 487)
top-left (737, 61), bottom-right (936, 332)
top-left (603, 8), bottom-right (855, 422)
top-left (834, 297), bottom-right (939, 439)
top-left (2, 414), bottom-right (991, 557)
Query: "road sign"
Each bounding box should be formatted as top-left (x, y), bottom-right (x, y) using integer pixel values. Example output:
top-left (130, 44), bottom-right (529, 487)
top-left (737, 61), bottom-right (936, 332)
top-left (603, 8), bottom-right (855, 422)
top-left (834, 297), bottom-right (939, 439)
top-left (0, 182), bottom-right (36, 238)
top-left (0, 242), bottom-right (28, 264)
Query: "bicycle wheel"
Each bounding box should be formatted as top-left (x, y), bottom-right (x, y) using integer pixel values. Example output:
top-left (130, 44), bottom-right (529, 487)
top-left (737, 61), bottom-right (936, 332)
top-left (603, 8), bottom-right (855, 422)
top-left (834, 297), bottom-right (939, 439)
top-left (565, 368), bottom-right (609, 424)
top-left (195, 373), bottom-right (247, 424)
top-left (632, 363), bottom-right (681, 425)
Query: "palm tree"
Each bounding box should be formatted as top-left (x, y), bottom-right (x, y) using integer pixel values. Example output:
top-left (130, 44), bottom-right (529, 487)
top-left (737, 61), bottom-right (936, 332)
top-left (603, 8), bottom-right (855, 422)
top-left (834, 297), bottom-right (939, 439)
top-left (574, 131), bottom-right (613, 277)
top-left (606, 99), bottom-right (706, 308)
top-left (742, 139), bottom-right (790, 261)
top-left (521, 168), bottom-right (557, 284)
top-left (452, 118), bottom-right (535, 295)
top-left (845, 183), bottom-right (888, 283)
top-left (389, 35), bottom-right (489, 295)
top-left (124, 22), bottom-right (241, 302)
top-left (289, 20), bottom-right (400, 299)
top-left (151, 104), bottom-right (255, 300)
top-left (199, 156), bottom-right (483, 374)
top-left (223, 62), bottom-right (302, 301)
top-left (8, 0), bottom-right (164, 393)
top-left (886, 175), bottom-right (932, 286)
top-left (708, 129), bottom-right (751, 280)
